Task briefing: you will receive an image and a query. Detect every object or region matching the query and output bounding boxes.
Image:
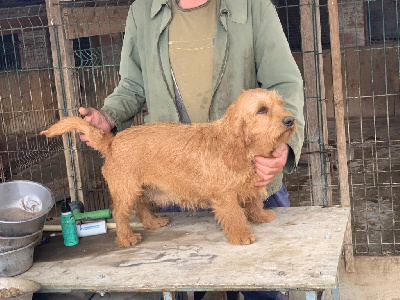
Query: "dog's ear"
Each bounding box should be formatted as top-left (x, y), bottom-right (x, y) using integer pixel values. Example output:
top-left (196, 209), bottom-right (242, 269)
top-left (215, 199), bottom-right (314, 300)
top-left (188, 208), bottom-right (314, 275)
top-left (222, 117), bottom-right (253, 171)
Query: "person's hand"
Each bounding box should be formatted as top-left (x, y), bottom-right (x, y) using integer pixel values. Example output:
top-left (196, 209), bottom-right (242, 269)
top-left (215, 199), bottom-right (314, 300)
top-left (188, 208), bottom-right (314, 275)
top-left (78, 107), bottom-right (115, 147)
top-left (254, 143), bottom-right (289, 187)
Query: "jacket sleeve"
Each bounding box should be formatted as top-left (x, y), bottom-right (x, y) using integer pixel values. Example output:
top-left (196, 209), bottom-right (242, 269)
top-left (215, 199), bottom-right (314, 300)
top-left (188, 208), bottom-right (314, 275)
top-left (254, 0), bottom-right (305, 173)
top-left (100, 5), bottom-right (146, 131)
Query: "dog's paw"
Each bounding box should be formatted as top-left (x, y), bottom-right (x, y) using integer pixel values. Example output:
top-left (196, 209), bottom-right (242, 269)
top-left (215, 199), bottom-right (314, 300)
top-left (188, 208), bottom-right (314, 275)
top-left (116, 233), bottom-right (142, 248)
top-left (228, 232), bottom-right (256, 245)
top-left (143, 216), bottom-right (169, 230)
top-left (248, 209), bottom-right (276, 224)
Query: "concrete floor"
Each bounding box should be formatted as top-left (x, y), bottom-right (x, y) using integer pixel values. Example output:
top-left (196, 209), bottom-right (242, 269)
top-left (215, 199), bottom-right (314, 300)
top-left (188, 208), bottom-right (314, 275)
top-left (31, 256), bottom-right (400, 300)
top-left (292, 256), bottom-right (400, 300)
top-left (336, 256), bottom-right (400, 300)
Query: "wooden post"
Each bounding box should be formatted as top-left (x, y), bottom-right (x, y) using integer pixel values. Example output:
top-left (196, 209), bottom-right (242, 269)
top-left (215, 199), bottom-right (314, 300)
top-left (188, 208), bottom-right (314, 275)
top-left (300, 0), bottom-right (331, 205)
top-left (0, 106), bottom-right (6, 182)
top-left (327, 0), bottom-right (355, 272)
top-left (45, 0), bottom-right (84, 203)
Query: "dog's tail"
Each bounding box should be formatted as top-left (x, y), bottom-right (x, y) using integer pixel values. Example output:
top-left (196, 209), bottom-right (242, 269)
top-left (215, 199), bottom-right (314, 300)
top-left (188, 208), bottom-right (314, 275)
top-left (41, 116), bottom-right (113, 157)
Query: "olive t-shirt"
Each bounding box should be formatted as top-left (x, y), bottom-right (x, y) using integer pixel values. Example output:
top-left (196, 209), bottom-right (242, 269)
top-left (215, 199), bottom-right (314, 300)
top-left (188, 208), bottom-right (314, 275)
top-left (169, 0), bottom-right (217, 123)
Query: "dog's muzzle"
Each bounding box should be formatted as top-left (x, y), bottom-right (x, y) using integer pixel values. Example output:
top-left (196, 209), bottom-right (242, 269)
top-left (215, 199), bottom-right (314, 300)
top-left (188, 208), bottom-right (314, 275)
top-left (282, 116), bottom-right (295, 127)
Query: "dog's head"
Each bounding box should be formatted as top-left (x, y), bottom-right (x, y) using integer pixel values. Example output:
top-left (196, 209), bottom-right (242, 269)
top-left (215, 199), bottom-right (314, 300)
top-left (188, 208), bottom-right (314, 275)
top-left (223, 89), bottom-right (296, 168)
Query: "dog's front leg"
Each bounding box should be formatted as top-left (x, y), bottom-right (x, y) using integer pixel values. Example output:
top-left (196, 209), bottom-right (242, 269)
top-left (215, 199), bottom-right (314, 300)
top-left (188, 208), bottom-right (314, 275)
top-left (212, 195), bottom-right (256, 245)
top-left (243, 197), bottom-right (276, 224)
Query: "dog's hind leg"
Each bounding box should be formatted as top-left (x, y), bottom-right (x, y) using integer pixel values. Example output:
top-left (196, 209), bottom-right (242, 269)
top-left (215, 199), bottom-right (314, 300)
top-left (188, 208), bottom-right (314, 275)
top-left (133, 195), bottom-right (169, 230)
top-left (212, 194), bottom-right (256, 245)
top-left (109, 184), bottom-right (143, 248)
top-left (243, 197), bottom-right (276, 224)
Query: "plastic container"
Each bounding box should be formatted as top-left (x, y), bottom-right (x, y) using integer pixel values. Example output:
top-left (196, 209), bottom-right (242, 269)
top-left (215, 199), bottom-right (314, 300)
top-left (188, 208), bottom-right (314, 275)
top-left (76, 220), bottom-right (107, 237)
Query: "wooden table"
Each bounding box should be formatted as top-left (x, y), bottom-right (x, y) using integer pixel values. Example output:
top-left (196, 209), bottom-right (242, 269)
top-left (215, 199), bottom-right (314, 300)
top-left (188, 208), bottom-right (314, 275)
top-left (19, 206), bottom-right (350, 300)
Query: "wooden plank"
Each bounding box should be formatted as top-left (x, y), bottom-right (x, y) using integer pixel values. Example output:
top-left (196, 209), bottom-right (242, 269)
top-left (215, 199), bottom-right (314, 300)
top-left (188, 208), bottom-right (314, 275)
top-left (45, 0), bottom-right (84, 203)
top-left (300, 0), bottom-right (330, 205)
top-left (327, 0), bottom-right (354, 273)
top-left (62, 6), bottom-right (129, 40)
top-left (0, 107), bottom-right (7, 181)
top-left (19, 207), bottom-right (350, 293)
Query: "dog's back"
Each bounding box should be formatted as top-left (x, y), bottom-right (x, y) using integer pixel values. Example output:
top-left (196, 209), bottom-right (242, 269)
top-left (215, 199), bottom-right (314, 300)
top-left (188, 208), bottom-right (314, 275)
top-left (102, 120), bottom-right (256, 203)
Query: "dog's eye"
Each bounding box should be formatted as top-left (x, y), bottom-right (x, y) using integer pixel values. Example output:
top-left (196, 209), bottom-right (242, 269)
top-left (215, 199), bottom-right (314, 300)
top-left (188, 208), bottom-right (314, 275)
top-left (257, 107), bottom-right (268, 114)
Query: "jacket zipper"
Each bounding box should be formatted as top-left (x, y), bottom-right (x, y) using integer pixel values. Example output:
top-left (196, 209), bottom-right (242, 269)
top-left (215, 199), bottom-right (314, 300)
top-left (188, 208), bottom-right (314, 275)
top-left (157, 3), bottom-right (182, 121)
top-left (157, 15), bottom-right (173, 99)
top-left (210, 8), bottom-right (229, 120)
top-left (157, 22), bottom-right (182, 121)
top-left (213, 33), bottom-right (229, 97)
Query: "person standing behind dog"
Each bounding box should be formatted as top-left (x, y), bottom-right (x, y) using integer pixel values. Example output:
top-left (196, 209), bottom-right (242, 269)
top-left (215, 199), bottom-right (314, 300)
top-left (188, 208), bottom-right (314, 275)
top-left (79, 0), bottom-right (304, 299)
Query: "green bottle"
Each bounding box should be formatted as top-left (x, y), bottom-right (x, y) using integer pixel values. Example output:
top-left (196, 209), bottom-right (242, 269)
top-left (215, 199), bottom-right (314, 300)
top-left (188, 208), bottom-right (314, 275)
top-left (60, 201), bottom-right (79, 246)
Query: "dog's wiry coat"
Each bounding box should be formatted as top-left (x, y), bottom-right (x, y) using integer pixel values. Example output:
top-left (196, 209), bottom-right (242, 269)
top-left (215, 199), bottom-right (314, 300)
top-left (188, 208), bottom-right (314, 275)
top-left (42, 89), bottom-right (296, 247)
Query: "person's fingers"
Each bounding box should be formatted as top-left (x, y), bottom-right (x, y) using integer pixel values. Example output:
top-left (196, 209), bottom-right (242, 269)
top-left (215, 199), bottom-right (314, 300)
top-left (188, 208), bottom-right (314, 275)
top-left (254, 156), bottom-right (283, 171)
top-left (255, 180), bottom-right (270, 187)
top-left (79, 134), bottom-right (93, 147)
top-left (79, 107), bottom-right (99, 127)
top-left (78, 107), bottom-right (92, 117)
top-left (272, 143), bottom-right (288, 158)
top-left (255, 164), bottom-right (281, 180)
top-left (79, 107), bottom-right (114, 134)
top-left (79, 134), bottom-right (89, 143)
top-left (255, 171), bottom-right (275, 186)
top-left (255, 162), bottom-right (279, 177)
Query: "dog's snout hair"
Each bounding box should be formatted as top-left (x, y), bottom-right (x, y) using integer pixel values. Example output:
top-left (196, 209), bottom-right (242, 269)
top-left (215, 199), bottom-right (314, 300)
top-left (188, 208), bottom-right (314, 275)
top-left (42, 88), bottom-right (296, 248)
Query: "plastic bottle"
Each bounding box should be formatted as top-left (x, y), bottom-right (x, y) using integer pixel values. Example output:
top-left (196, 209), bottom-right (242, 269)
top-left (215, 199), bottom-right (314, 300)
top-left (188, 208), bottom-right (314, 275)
top-left (60, 201), bottom-right (79, 246)
top-left (76, 220), bottom-right (107, 237)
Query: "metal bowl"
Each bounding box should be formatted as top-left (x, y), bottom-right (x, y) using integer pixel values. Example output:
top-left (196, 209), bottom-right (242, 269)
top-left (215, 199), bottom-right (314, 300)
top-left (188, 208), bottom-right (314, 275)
top-left (0, 277), bottom-right (41, 299)
top-left (0, 230), bottom-right (42, 253)
top-left (0, 240), bottom-right (37, 277)
top-left (0, 181), bottom-right (55, 237)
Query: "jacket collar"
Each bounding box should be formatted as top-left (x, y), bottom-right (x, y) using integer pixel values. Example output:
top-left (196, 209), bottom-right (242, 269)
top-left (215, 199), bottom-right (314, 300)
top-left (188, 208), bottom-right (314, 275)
top-left (150, 0), bottom-right (247, 24)
top-left (151, 0), bottom-right (169, 19)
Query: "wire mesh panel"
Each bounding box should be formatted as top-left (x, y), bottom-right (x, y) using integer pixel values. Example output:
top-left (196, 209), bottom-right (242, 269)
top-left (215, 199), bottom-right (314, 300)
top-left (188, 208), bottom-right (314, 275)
top-left (0, 3), bottom-right (70, 216)
top-left (276, 0), bottom-right (400, 256)
top-left (337, 0), bottom-right (400, 256)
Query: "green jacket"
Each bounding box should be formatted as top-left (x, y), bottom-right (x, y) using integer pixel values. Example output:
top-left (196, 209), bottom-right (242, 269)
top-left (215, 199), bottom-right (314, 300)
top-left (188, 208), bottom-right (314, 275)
top-left (101, 0), bottom-right (304, 197)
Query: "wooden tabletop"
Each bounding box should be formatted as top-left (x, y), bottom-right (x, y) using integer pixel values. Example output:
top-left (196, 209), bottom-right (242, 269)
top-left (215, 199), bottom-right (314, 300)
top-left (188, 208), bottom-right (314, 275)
top-left (18, 206), bottom-right (350, 293)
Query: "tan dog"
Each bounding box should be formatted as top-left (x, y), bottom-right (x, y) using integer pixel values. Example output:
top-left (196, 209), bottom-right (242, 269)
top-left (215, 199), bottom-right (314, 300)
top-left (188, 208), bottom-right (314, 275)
top-left (42, 89), bottom-right (296, 247)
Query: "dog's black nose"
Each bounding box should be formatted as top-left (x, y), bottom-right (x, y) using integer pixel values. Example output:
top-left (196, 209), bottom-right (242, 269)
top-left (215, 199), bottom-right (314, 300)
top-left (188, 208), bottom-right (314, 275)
top-left (282, 116), bottom-right (295, 127)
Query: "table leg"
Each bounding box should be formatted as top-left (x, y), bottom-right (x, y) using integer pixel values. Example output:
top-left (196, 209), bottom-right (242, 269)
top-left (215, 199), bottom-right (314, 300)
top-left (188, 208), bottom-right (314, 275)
top-left (306, 291), bottom-right (318, 300)
top-left (306, 290), bottom-right (325, 300)
top-left (331, 288), bottom-right (340, 300)
top-left (163, 291), bottom-right (175, 300)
